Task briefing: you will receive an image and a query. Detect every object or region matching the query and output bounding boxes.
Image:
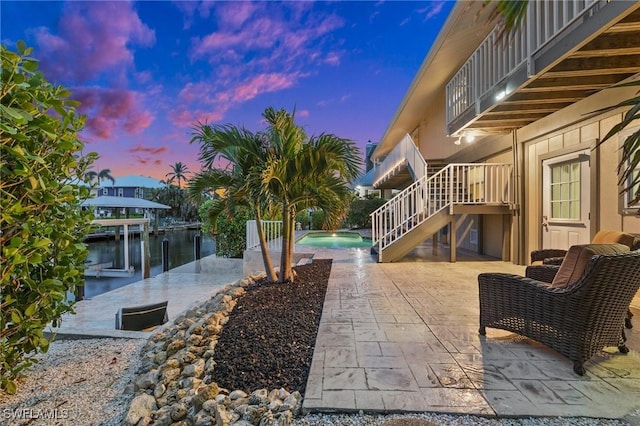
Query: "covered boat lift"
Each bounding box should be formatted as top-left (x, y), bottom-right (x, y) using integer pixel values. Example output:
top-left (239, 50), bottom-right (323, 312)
top-left (81, 196), bottom-right (171, 279)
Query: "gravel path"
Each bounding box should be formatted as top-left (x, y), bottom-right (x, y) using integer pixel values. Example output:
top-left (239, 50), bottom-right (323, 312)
top-left (0, 338), bottom-right (144, 426)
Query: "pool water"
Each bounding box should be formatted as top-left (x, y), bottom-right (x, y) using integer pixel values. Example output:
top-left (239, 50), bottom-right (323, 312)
top-left (297, 231), bottom-right (372, 248)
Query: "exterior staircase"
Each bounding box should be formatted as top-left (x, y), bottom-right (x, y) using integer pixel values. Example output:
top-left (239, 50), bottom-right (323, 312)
top-left (371, 163), bottom-right (513, 262)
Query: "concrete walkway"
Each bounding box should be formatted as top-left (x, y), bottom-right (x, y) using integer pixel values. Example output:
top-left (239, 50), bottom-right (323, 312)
top-left (48, 256), bottom-right (243, 339)
top-left (301, 243), bottom-right (640, 419)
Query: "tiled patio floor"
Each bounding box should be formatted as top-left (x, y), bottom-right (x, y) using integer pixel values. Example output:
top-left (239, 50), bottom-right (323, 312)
top-left (301, 243), bottom-right (640, 419)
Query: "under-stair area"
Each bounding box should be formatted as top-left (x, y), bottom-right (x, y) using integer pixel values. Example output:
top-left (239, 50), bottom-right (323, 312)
top-left (371, 163), bottom-right (514, 262)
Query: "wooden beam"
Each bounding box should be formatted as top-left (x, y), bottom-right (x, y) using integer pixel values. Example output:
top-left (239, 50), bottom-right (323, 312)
top-left (547, 55), bottom-right (640, 76)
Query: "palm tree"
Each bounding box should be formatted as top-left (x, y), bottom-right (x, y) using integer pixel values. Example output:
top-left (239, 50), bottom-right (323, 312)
top-left (489, 0), bottom-right (639, 205)
top-left (261, 107), bottom-right (361, 283)
top-left (84, 168), bottom-right (114, 185)
top-left (97, 168), bottom-right (115, 185)
top-left (166, 162), bottom-right (190, 188)
top-left (190, 123), bottom-right (279, 282)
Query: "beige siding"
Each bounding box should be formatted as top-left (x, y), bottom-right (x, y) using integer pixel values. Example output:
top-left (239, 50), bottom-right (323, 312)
top-left (519, 85), bottom-right (640, 261)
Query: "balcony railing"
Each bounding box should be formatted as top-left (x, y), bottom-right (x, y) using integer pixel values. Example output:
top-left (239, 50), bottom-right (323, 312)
top-left (245, 220), bottom-right (283, 251)
top-left (446, 0), bottom-right (602, 131)
top-left (373, 134), bottom-right (428, 187)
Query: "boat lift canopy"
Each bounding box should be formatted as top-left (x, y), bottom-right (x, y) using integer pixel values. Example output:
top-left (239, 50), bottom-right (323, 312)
top-left (85, 218), bottom-right (152, 279)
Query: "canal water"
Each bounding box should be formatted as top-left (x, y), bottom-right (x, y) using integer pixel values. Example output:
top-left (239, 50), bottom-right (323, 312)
top-left (82, 229), bottom-right (215, 299)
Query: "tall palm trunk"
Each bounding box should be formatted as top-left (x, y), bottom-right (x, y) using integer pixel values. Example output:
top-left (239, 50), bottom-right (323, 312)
top-left (255, 207), bottom-right (277, 282)
top-left (279, 201), bottom-right (293, 283)
top-left (288, 207), bottom-right (296, 272)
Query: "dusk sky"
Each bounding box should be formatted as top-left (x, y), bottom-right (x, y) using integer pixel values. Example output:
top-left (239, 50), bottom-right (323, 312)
top-left (2, 1), bottom-right (454, 180)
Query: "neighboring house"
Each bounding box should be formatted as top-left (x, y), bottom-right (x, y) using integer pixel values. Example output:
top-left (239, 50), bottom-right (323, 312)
top-left (95, 175), bottom-right (164, 217)
top-left (355, 141), bottom-right (382, 198)
top-left (98, 175), bottom-right (164, 198)
top-left (372, 1), bottom-right (640, 264)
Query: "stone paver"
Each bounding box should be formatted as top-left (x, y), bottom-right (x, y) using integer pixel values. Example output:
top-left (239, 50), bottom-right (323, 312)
top-left (48, 256), bottom-right (243, 338)
top-left (302, 242), bottom-right (640, 419)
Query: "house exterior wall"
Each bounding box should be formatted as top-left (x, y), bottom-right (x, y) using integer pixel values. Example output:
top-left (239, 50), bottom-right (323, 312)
top-left (518, 84), bottom-right (640, 262)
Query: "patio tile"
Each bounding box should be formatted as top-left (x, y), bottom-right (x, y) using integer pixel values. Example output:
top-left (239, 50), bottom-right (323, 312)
top-left (407, 363), bottom-right (440, 388)
top-left (420, 387), bottom-right (489, 408)
top-left (381, 391), bottom-right (428, 411)
top-left (483, 390), bottom-right (538, 416)
top-left (324, 368), bottom-right (367, 390)
top-left (365, 368), bottom-right (419, 391)
top-left (355, 329), bottom-right (388, 342)
top-left (428, 363), bottom-right (474, 388)
top-left (325, 347), bottom-right (358, 368)
top-left (356, 341), bottom-right (382, 357)
top-left (355, 390), bottom-right (385, 410)
top-left (358, 355), bottom-right (407, 369)
top-left (512, 380), bottom-right (575, 405)
top-left (320, 390), bottom-right (356, 410)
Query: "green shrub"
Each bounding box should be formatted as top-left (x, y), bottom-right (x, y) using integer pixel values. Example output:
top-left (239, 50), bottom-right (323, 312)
top-left (215, 206), bottom-right (253, 258)
top-left (1, 42), bottom-right (97, 393)
top-left (347, 197), bottom-right (387, 228)
top-left (312, 210), bottom-right (325, 230)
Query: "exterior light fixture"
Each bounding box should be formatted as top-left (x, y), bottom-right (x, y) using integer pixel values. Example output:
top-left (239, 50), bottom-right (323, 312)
top-left (465, 134), bottom-right (475, 143)
top-left (454, 136), bottom-right (462, 145)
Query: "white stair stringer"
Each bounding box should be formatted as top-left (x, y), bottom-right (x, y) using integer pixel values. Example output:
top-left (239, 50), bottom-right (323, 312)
top-left (378, 209), bottom-right (451, 262)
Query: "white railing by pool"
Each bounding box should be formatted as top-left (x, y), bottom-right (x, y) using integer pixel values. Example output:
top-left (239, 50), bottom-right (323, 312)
top-left (373, 134), bottom-right (428, 187)
top-left (246, 220), bottom-right (283, 251)
top-left (446, 0), bottom-right (602, 128)
top-left (371, 163), bottom-right (513, 255)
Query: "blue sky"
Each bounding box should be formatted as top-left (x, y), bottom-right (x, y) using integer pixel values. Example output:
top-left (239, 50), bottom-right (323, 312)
top-left (2, 1), bottom-right (453, 179)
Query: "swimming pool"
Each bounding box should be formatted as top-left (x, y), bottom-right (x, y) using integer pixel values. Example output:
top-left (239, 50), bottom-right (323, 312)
top-left (296, 231), bottom-right (372, 248)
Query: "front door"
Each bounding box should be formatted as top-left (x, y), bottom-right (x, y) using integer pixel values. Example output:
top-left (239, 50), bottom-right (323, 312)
top-left (542, 150), bottom-right (590, 249)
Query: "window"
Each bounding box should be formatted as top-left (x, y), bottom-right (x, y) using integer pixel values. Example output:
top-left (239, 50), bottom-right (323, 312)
top-left (118, 188), bottom-right (124, 197)
top-left (102, 187), bottom-right (108, 195)
top-left (620, 126), bottom-right (639, 214)
top-left (625, 148), bottom-right (639, 209)
top-left (550, 160), bottom-right (581, 220)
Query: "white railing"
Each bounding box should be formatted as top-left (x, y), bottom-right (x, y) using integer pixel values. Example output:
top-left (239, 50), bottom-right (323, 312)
top-left (371, 163), bottom-right (513, 255)
top-left (446, 0), bottom-right (601, 127)
top-left (373, 134), bottom-right (428, 187)
top-left (246, 220), bottom-right (283, 251)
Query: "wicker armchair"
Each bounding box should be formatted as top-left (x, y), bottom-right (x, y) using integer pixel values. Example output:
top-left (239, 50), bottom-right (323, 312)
top-left (478, 251), bottom-right (640, 375)
top-left (526, 264), bottom-right (635, 329)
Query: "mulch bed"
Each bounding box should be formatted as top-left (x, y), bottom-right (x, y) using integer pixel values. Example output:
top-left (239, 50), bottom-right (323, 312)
top-left (212, 259), bottom-right (332, 395)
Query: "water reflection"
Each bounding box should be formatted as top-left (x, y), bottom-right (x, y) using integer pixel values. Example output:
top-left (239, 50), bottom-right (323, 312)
top-left (81, 229), bottom-right (215, 299)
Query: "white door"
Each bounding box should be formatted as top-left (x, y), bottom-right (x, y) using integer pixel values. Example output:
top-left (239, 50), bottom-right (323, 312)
top-left (542, 150), bottom-right (590, 249)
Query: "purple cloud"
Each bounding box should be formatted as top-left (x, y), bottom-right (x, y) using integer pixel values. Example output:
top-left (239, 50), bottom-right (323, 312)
top-left (34, 1), bottom-right (155, 84)
top-left (74, 87), bottom-right (154, 139)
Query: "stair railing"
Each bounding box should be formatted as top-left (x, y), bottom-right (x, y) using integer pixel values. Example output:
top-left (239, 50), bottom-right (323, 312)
top-left (373, 134), bottom-right (428, 187)
top-left (371, 163), bottom-right (513, 256)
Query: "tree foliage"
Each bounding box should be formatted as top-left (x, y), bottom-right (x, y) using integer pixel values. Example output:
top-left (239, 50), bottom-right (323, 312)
top-left (261, 107), bottom-right (361, 282)
top-left (212, 205), bottom-right (253, 258)
top-left (347, 197), bottom-right (387, 228)
top-left (166, 161), bottom-right (190, 189)
top-left (0, 42), bottom-right (97, 393)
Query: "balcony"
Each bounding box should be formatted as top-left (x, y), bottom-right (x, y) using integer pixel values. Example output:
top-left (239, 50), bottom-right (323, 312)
top-left (446, 0), bottom-right (640, 137)
top-left (373, 134), bottom-right (427, 190)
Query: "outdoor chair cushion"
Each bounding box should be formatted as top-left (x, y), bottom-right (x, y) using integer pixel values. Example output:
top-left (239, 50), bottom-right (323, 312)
top-left (591, 229), bottom-right (635, 248)
top-left (530, 229), bottom-right (635, 265)
top-left (551, 243), bottom-right (629, 287)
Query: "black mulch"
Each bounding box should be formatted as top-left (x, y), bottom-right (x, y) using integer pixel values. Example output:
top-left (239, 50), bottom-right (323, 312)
top-left (212, 259), bottom-right (332, 395)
